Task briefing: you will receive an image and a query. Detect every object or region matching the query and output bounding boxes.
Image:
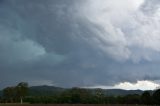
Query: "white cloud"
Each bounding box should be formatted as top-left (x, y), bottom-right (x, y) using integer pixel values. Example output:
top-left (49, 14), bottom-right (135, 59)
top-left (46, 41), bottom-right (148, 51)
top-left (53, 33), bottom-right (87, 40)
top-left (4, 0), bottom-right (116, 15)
top-left (84, 80), bottom-right (160, 90)
top-left (114, 80), bottom-right (159, 90)
top-left (76, 0), bottom-right (160, 62)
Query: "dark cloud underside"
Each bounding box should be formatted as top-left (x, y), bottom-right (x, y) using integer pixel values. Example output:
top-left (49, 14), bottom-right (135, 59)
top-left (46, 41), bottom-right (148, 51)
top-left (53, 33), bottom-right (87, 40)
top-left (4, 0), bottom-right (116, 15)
top-left (0, 0), bottom-right (160, 89)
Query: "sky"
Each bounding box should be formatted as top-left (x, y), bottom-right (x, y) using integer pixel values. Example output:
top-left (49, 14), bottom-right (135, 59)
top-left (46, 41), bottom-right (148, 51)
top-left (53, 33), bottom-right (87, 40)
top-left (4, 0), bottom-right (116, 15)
top-left (1, 0), bottom-right (160, 90)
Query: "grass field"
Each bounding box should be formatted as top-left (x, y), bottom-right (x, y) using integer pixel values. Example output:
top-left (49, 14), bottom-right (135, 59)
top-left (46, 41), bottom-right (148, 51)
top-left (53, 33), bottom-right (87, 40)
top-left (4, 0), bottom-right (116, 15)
top-left (0, 104), bottom-right (151, 106)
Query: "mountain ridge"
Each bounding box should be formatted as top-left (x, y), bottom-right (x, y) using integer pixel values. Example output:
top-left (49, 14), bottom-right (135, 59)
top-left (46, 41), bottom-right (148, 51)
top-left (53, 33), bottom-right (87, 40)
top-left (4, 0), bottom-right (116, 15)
top-left (0, 85), bottom-right (148, 97)
top-left (28, 85), bottom-right (145, 96)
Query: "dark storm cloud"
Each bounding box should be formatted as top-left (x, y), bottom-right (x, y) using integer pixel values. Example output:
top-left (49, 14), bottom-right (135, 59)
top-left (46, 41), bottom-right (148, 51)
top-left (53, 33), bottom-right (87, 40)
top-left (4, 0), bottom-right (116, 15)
top-left (1, 0), bottom-right (160, 89)
top-left (0, 0), bottom-right (97, 88)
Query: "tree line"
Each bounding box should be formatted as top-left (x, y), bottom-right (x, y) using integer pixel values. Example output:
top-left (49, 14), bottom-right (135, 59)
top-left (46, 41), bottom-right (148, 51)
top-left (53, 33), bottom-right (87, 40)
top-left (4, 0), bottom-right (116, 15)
top-left (24, 88), bottom-right (160, 105)
top-left (0, 82), bottom-right (28, 104)
top-left (1, 82), bottom-right (160, 105)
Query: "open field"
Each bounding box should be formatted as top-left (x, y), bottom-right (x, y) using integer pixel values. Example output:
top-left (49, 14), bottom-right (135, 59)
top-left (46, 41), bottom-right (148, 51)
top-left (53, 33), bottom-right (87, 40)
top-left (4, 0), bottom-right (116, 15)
top-left (0, 104), bottom-right (152, 106)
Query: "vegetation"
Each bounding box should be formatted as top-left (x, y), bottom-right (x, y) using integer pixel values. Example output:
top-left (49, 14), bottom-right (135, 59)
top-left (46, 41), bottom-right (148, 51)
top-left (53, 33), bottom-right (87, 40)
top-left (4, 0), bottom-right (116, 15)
top-left (2, 82), bottom-right (28, 104)
top-left (1, 82), bottom-right (160, 105)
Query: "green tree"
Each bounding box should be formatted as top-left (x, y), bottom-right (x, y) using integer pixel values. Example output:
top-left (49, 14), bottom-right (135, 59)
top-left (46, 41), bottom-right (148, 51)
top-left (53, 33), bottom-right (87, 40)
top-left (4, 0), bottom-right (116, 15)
top-left (95, 88), bottom-right (105, 104)
top-left (141, 91), bottom-right (151, 104)
top-left (3, 87), bottom-right (15, 103)
top-left (153, 89), bottom-right (160, 104)
top-left (125, 94), bottom-right (141, 104)
top-left (15, 82), bottom-right (28, 104)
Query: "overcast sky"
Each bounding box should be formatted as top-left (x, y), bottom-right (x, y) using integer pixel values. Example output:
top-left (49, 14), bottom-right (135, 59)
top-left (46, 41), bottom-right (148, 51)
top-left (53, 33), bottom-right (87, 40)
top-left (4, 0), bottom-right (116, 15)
top-left (1, 0), bottom-right (160, 90)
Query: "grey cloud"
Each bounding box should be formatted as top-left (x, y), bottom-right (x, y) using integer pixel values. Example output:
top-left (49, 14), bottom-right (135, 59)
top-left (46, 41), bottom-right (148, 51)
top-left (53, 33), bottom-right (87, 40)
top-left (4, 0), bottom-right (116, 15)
top-left (1, 0), bottom-right (160, 89)
top-left (141, 0), bottom-right (160, 15)
top-left (79, 0), bottom-right (160, 62)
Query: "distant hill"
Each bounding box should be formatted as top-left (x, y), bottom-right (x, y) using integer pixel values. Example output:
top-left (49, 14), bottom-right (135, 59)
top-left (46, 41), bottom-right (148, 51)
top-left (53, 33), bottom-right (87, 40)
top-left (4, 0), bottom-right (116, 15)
top-left (28, 85), bottom-right (65, 96)
top-left (103, 89), bottom-right (143, 96)
top-left (0, 85), bottom-right (145, 97)
top-left (27, 85), bottom-right (144, 96)
top-left (0, 90), bottom-right (2, 97)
